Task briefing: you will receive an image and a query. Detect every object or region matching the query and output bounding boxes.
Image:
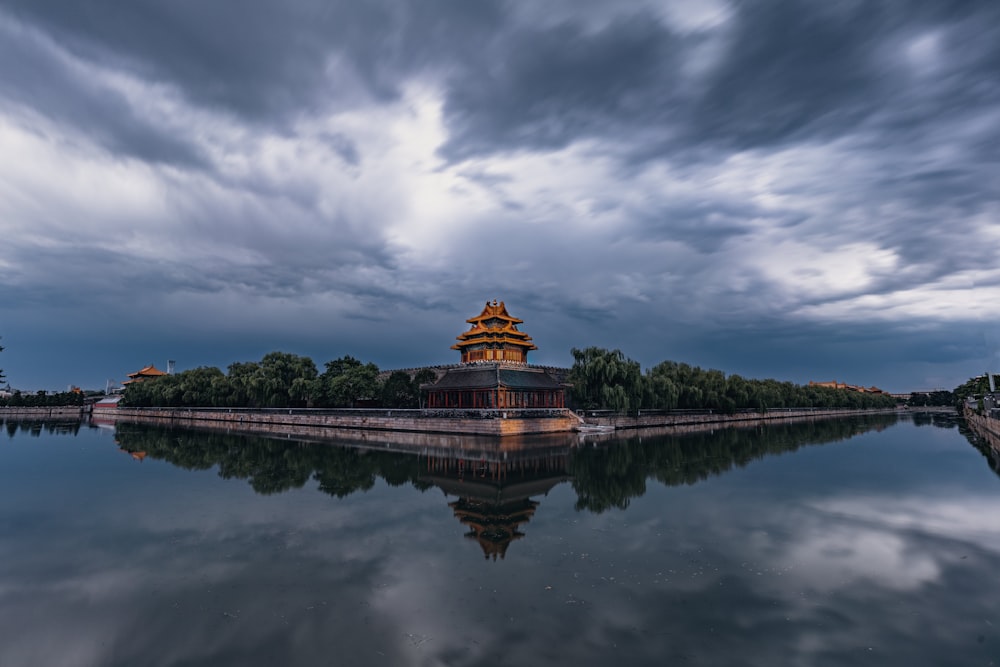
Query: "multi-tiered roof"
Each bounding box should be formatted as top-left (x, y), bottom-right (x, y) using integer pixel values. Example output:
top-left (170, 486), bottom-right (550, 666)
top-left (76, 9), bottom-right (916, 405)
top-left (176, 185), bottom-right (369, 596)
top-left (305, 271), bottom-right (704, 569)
top-left (452, 300), bottom-right (538, 364)
top-left (426, 301), bottom-right (565, 410)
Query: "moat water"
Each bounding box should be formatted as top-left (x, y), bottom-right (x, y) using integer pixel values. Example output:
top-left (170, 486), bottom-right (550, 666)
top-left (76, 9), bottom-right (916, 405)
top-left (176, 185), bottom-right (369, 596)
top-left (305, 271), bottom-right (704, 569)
top-left (1, 413), bottom-right (998, 667)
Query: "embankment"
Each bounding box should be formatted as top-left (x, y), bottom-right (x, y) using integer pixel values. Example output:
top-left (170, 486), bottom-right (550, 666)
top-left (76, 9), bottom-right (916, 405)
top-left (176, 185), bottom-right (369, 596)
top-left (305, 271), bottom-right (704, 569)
top-left (96, 407), bottom-right (579, 437)
top-left (965, 410), bottom-right (1000, 449)
top-left (93, 405), bottom-right (899, 438)
top-left (579, 407), bottom-right (898, 431)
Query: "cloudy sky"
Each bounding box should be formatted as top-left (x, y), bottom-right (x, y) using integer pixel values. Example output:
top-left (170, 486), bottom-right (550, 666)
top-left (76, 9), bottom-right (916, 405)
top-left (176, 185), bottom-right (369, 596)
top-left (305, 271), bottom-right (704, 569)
top-left (1, 0), bottom-right (997, 393)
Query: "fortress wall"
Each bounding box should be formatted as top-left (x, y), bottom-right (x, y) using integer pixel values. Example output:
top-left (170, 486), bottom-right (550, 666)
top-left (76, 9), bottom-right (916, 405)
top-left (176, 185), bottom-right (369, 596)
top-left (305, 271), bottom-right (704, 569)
top-left (92, 405), bottom-right (898, 438)
top-left (580, 407), bottom-right (898, 430)
top-left (965, 410), bottom-right (1000, 448)
top-left (95, 407), bottom-right (579, 436)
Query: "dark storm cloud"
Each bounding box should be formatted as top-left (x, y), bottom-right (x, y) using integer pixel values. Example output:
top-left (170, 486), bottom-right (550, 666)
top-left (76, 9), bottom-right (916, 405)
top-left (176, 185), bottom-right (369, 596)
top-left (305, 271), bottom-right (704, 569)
top-left (440, 14), bottom-right (683, 160)
top-left (0, 0), bottom-right (505, 120)
top-left (6, 0), bottom-right (998, 163)
top-left (691, 319), bottom-right (987, 385)
top-left (0, 15), bottom-right (207, 167)
top-left (1, 0), bottom-right (333, 119)
top-left (439, 0), bottom-right (1000, 160)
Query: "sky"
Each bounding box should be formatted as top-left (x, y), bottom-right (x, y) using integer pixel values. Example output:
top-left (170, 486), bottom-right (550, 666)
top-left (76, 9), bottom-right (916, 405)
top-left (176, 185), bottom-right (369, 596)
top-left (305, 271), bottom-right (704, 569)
top-left (0, 0), bottom-right (997, 394)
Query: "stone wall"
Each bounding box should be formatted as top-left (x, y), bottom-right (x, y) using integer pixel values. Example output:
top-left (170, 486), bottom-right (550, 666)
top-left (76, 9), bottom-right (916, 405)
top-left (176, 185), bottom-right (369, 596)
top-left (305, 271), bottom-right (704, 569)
top-left (579, 407), bottom-right (898, 430)
top-left (95, 407), bottom-right (579, 436)
top-left (92, 405), bottom-right (897, 438)
top-left (966, 410), bottom-right (1000, 445)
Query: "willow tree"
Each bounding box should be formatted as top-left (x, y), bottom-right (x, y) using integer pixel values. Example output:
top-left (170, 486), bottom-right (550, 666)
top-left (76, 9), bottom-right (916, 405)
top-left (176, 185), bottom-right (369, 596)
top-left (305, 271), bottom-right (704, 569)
top-left (568, 347), bottom-right (642, 411)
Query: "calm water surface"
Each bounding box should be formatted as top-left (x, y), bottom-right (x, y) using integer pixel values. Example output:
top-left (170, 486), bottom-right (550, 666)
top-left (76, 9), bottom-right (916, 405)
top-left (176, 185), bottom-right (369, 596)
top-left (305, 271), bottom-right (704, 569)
top-left (1, 414), bottom-right (998, 667)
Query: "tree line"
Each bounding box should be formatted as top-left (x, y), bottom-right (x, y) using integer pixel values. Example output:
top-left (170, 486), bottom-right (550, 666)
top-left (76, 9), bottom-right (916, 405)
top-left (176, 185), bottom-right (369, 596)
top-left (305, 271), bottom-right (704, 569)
top-left (121, 351), bottom-right (437, 409)
top-left (0, 390), bottom-right (85, 408)
top-left (121, 346), bottom-right (900, 412)
top-left (953, 373), bottom-right (1000, 413)
top-left (567, 347), bottom-right (899, 412)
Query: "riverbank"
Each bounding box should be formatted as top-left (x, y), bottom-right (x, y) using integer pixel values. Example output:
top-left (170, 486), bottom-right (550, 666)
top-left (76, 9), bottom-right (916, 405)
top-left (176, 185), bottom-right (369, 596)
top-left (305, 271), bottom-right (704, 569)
top-left (965, 409), bottom-right (1000, 447)
top-left (578, 407), bottom-right (898, 431)
top-left (91, 405), bottom-right (901, 438)
top-left (97, 406), bottom-right (580, 436)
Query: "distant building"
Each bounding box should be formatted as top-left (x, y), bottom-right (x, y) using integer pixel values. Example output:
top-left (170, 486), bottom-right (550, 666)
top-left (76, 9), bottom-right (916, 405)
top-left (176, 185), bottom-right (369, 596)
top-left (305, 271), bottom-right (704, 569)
top-left (94, 395), bottom-right (124, 409)
top-left (123, 364), bottom-right (169, 386)
top-left (809, 380), bottom-right (886, 394)
top-left (424, 301), bottom-right (567, 409)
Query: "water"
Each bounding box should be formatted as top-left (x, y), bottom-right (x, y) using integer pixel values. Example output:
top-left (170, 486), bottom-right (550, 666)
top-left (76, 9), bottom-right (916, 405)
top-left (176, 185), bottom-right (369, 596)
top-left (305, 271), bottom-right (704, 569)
top-left (1, 414), bottom-right (998, 666)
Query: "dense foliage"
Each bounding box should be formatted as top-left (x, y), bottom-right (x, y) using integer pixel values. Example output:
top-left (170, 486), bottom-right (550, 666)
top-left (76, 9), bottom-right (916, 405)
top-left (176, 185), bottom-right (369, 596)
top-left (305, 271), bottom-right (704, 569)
top-left (120, 346), bottom-right (902, 411)
top-left (569, 346), bottom-right (898, 412)
top-left (0, 390), bottom-right (85, 408)
top-left (568, 347), bottom-right (642, 411)
top-left (121, 352), bottom-right (431, 409)
top-left (907, 390), bottom-right (955, 407)
top-left (951, 373), bottom-right (1000, 413)
top-left (952, 374), bottom-right (998, 401)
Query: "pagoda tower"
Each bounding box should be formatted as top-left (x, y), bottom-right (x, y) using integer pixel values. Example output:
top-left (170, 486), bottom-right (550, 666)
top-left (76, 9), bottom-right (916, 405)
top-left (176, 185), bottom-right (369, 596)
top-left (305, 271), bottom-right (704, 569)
top-left (451, 300), bottom-right (537, 365)
top-left (424, 300), bottom-right (566, 409)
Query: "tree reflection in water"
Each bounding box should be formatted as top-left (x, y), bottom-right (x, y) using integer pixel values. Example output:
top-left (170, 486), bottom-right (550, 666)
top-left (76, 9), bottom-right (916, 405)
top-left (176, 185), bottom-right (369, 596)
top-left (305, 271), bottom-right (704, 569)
top-left (113, 415), bottom-right (901, 556)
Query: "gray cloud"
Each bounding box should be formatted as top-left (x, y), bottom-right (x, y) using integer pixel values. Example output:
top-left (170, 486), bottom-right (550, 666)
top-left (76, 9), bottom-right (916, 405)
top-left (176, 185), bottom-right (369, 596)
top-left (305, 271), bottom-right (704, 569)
top-left (0, 15), bottom-right (208, 167)
top-left (0, 0), bottom-right (997, 391)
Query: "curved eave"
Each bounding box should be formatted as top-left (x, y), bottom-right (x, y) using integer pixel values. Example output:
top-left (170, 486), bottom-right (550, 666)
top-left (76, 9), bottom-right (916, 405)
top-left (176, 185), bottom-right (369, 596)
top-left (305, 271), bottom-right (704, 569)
top-left (451, 339), bottom-right (538, 351)
top-left (454, 331), bottom-right (534, 343)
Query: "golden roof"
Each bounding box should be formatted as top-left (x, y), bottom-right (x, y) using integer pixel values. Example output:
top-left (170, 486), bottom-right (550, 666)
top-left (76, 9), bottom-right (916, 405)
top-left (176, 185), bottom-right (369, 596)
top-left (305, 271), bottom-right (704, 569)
top-left (465, 300), bottom-right (524, 326)
top-left (452, 300), bottom-right (538, 351)
top-left (128, 364), bottom-right (167, 378)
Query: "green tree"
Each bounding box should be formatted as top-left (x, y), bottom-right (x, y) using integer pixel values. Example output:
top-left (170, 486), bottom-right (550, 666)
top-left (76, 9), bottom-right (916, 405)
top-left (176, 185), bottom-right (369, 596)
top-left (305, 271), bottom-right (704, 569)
top-left (177, 366), bottom-right (229, 406)
top-left (381, 370), bottom-right (419, 408)
top-left (227, 361), bottom-right (264, 407)
top-left (568, 347), bottom-right (642, 411)
top-left (0, 337), bottom-right (4, 383)
top-left (953, 374), bottom-right (998, 410)
top-left (258, 352), bottom-right (318, 408)
top-left (314, 356), bottom-right (380, 407)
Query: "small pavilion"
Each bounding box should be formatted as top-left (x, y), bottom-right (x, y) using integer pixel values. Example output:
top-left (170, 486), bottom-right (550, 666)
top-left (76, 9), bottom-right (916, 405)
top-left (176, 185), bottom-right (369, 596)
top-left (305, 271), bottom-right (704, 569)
top-left (424, 301), bottom-right (566, 409)
top-left (123, 364), bottom-right (168, 386)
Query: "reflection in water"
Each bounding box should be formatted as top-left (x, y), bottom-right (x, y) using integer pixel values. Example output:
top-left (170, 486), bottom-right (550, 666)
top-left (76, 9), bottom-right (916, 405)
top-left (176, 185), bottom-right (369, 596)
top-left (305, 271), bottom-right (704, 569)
top-left (3, 413), bottom-right (1000, 667)
top-left (570, 414), bottom-right (897, 512)
top-left (960, 414), bottom-right (1000, 480)
top-left (114, 415), bottom-right (899, 555)
top-left (424, 450), bottom-right (570, 560)
top-left (910, 410), bottom-right (961, 429)
top-left (1, 417), bottom-right (82, 437)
